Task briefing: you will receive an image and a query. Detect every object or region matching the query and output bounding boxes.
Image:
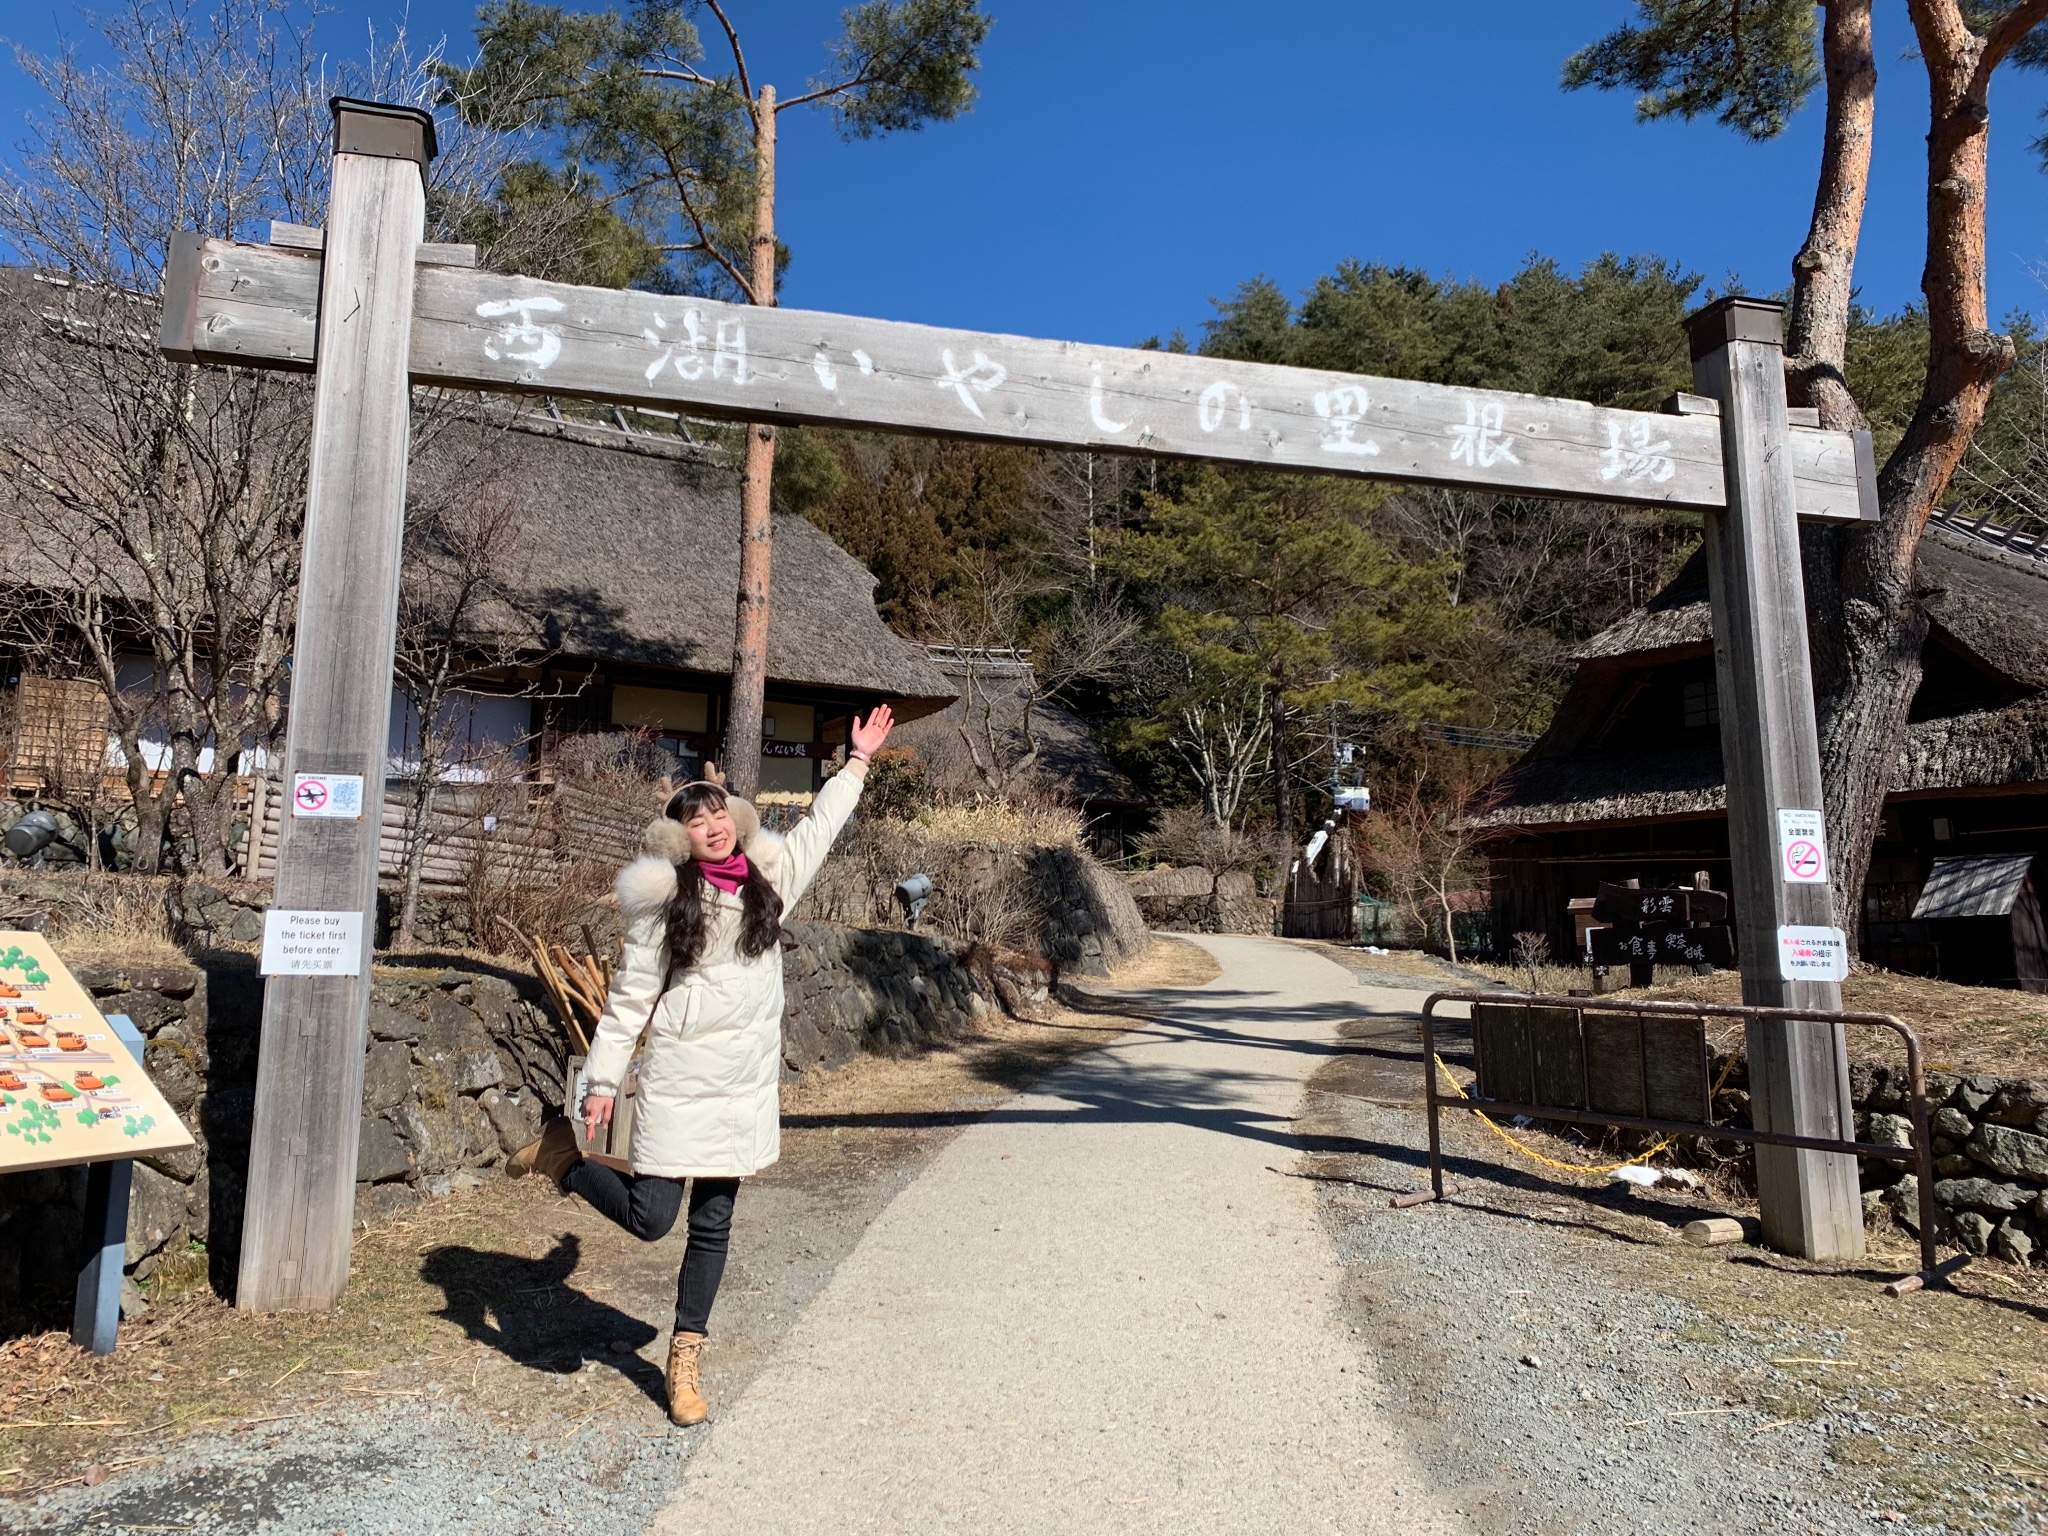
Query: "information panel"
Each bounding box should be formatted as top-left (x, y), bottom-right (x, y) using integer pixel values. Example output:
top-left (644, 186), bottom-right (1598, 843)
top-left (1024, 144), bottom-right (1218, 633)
top-left (0, 931), bottom-right (196, 1174)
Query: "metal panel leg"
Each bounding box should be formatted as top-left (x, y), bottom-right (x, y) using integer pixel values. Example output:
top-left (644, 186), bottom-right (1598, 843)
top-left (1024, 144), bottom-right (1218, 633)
top-left (72, 1158), bottom-right (134, 1356)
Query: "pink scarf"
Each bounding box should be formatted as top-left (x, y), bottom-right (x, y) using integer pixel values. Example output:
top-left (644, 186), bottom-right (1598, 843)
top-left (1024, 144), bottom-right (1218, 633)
top-left (696, 851), bottom-right (751, 895)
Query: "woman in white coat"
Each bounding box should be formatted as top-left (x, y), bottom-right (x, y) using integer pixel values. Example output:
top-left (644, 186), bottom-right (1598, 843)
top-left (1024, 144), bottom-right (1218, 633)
top-left (507, 706), bottom-right (895, 1425)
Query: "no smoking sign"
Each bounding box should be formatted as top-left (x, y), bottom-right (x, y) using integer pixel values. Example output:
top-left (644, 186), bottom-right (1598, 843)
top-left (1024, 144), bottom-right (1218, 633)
top-left (1776, 808), bottom-right (1828, 885)
top-left (291, 771), bottom-right (366, 820)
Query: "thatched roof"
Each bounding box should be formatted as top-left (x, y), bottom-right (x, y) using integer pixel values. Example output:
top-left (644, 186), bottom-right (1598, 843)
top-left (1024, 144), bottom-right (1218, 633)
top-left (409, 412), bottom-right (954, 715)
top-left (1571, 529), bottom-right (2048, 683)
top-left (1473, 523), bottom-right (2048, 833)
top-left (889, 648), bottom-right (1145, 808)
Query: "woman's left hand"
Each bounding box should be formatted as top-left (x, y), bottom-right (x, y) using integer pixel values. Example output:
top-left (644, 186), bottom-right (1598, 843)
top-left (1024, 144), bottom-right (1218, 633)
top-left (849, 703), bottom-right (895, 759)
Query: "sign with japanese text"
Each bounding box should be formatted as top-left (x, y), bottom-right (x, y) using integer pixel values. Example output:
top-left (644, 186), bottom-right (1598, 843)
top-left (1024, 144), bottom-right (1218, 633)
top-left (0, 931), bottom-right (196, 1174)
top-left (1777, 808), bottom-right (1828, 885)
top-left (292, 771), bottom-right (366, 819)
top-left (260, 910), bottom-right (365, 976)
top-left (1777, 925), bottom-right (1849, 982)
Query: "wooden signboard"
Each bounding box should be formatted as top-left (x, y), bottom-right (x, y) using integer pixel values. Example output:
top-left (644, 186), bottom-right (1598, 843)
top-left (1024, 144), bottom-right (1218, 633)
top-left (162, 236), bottom-right (1877, 523)
top-left (0, 931), bottom-right (194, 1173)
top-left (1589, 924), bottom-right (1737, 969)
top-left (1591, 882), bottom-right (1731, 925)
top-left (1471, 1001), bottom-right (1711, 1126)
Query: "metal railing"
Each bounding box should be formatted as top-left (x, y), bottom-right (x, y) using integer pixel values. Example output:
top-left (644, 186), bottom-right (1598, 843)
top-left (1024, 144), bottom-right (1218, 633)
top-left (1412, 990), bottom-right (1938, 1277)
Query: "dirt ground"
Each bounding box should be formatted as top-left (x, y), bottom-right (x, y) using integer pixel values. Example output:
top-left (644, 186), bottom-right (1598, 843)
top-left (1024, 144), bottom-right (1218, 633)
top-left (1304, 939), bottom-right (2048, 1079)
top-left (1302, 988), bottom-right (2048, 1535)
top-left (1621, 968), bottom-right (2048, 1080)
top-left (0, 937), bottom-right (1211, 1511)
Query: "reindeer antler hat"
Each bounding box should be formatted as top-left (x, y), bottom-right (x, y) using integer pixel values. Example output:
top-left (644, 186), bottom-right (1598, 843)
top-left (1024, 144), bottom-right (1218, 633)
top-left (641, 763), bottom-right (762, 864)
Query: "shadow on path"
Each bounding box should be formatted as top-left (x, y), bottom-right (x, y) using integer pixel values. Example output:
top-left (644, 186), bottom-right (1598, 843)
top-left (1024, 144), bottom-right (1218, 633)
top-left (418, 1233), bottom-right (668, 1409)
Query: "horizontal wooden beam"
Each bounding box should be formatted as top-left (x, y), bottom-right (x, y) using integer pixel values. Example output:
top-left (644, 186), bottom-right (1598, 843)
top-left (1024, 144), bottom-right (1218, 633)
top-left (161, 236), bottom-right (1872, 520)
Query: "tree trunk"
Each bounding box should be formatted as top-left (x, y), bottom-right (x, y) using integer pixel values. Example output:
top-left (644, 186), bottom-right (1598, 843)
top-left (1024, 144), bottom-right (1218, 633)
top-left (181, 764), bottom-right (241, 879)
top-left (1270, 685), bottom-right (1293, 853)
top-left (723, 83), bottom-right (778, 798)
top-left (1785, 0), bottom-right (1875, 431)
top-left (1806, 2), bottom-right (2040, 950)
top-left (397, 774), bottom-right (435, 949)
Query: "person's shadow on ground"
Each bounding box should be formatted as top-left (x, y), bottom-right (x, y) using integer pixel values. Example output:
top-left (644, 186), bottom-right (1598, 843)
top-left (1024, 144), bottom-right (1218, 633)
top-left (419, 1233), bottom-right (667, 1409)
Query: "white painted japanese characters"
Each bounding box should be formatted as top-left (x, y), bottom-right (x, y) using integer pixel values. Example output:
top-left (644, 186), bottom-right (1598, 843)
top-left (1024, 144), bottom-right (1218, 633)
top-left (163, 236), bottom-right (1875, 522)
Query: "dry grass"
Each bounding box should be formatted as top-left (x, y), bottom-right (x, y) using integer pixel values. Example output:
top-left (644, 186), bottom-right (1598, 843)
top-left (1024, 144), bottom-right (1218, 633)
top-left (909, 798), bottom-right (1085, 850)
top-left (1635, 1224), bottom-right (2048, 1530)
top-left (2, 874), bottom-right (187, 967)
top-left (1095, 935), bottom-right (1222, 991)
top-left (1619, 968), bottom-right (2048, 1079)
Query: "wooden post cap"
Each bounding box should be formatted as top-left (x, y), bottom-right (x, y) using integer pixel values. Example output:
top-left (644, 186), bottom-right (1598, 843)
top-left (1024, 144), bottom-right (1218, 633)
top-left (1683, 296), bottom-right (1785, 360)
top-left (330, 98), bottom-right (437, 171)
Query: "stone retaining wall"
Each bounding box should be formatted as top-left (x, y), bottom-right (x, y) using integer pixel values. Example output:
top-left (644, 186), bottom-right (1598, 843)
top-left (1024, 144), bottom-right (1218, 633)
top-left (1853, 1066), bottom-right (2048, 1266)
top-left (1123, 866), bottom-right (1276, 935)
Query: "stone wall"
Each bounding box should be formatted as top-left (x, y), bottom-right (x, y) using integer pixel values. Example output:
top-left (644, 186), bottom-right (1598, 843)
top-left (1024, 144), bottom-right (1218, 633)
top-left (1854, 1066), bottom-right (2048, 1267)
top-left (778, 922), bottom-right (1009, 1076)
top-left (0, 955), bottom-right (569, 1324)
top-left (1029, 846), bottom-right (1148, 976)
top-left (1695, 1052), bottom-right (2048, 1267)
top-left (352, 967), bottom-right (568, 1218)
top-left (1124, 866), bottom-right (1276, 935)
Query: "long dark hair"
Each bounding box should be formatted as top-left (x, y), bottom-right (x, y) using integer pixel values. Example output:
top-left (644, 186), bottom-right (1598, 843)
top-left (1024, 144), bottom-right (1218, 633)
top-left (660, 782), bottom-right (782, 986)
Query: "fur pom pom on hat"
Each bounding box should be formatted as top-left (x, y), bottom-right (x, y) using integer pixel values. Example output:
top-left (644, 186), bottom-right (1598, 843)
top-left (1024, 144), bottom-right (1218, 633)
top-left (642, 792), bottom-right (762, 863)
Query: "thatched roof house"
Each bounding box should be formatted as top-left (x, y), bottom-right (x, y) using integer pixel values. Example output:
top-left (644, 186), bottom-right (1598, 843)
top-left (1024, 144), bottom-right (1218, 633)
top-left (0, 266), bottom-right (954, 800)
top-left (403, 409), bottom-right (955, 796)
top-left (1474, 518), bottom-right (2048, 987)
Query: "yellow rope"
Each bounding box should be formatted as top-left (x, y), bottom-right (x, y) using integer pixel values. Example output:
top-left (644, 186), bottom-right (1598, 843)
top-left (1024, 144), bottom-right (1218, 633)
top-left (1430, 1047), bottom-right (1742, 1180)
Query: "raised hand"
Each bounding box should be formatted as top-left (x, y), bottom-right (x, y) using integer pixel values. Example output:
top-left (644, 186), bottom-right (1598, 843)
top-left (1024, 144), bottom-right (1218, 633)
top-left (849, 703), bottom-right (895, 760)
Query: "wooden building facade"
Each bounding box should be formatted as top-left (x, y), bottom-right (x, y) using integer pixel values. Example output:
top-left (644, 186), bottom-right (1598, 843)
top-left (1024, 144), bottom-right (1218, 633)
top-left (1473, 517), bottom-right (2048, 991)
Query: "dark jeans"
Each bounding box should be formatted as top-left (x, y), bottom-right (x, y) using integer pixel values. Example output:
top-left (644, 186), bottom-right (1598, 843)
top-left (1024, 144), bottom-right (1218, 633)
top-left (565, 1161), bottom-right (739, 1337)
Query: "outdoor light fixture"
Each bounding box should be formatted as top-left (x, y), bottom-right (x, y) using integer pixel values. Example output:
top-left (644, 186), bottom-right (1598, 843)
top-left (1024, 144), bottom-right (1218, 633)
top-left (4, 810), bottom-right (61, 864)
top-left (895, 873), bottom-right (934, 929)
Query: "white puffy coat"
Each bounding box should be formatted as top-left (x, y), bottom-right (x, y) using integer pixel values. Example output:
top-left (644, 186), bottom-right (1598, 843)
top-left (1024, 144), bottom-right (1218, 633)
top-left (583, 762), bottom-right (866, 1179)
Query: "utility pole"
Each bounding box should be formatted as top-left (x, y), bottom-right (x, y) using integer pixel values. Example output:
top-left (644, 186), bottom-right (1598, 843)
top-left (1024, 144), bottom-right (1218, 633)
top-left (1685, 297), bottom-right (1863, 1262)
top-left (235, 100), bottom-right (433, 1311)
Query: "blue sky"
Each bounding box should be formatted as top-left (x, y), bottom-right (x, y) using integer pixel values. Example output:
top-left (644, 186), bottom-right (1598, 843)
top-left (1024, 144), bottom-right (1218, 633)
top-left (6, 1), bottom-right (2048, 346)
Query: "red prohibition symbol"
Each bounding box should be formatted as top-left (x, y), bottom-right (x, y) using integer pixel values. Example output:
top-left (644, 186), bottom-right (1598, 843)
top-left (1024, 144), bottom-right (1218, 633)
top-left (295, 779), bottom-right (329, 813)
top-left (1786, 840), bottom-right (1822, 879)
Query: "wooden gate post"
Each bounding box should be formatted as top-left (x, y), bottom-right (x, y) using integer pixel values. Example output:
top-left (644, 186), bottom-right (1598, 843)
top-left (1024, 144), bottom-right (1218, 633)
top-left (236, 100), bottom-right (433, 1311)
top-left (1685, 298), bottom-right (1864, 1262)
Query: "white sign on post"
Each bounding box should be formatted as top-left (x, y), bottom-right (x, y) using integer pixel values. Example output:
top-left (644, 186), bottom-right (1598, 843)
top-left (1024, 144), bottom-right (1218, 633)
top-left (1776, 808), bottom-right (1828, 884)
top-left (291, 772), bottom-right (366, 819)
top-left (261, 910), bottom-right (364, 976)
top-left (1777, 924), bottom-right (1849, 982)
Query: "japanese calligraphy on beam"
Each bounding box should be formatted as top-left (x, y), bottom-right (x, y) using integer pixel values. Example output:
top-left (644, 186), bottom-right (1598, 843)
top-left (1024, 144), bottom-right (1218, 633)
top-left (161, 236), bottom-right (1872, 521)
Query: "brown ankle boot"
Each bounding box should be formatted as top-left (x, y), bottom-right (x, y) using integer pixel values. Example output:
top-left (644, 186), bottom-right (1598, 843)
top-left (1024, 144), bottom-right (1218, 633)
top-left (506, 1119), bottom-right (581, 1190)
top-left (666, 1331), bottom-right (709, 1426)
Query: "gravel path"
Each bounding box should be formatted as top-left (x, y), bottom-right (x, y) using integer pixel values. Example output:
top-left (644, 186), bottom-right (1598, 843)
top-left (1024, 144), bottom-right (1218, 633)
top-left (656, 934), bottom-right (1467, 1535)
top-left (1298, 967), bottom-right (1967, 1536)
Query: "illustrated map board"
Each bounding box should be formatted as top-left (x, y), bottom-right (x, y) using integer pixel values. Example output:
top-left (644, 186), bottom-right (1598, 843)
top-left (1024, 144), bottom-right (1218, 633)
top-left (0, 931), bottom-right (194, 1173)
